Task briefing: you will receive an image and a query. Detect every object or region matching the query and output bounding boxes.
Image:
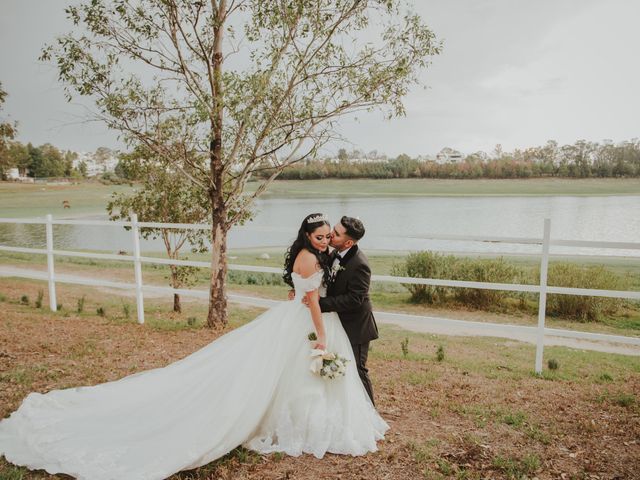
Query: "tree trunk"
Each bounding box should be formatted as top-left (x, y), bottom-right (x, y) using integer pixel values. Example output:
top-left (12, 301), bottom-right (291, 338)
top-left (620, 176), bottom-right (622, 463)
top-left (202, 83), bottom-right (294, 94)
top-left (206, 0), bottom-right (227, 329)
top-left (206, 211), bottom-right (228, 328)
top-left (173, 293), bottom-right (181, 313)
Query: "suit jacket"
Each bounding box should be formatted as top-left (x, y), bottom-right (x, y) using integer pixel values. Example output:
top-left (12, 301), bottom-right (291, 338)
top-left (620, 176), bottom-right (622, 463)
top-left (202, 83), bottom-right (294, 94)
top-left (319, 245), bottom-right (379, 344)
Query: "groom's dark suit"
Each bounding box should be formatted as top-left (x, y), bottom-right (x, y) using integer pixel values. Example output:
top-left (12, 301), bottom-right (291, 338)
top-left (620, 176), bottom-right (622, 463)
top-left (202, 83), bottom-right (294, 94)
top-left (319, 245), bottom-right (378, 404)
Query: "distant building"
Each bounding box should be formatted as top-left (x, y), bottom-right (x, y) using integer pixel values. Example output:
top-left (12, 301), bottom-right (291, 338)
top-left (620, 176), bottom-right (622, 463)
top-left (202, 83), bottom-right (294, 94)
top-left (435, 148), bottom-right (464, 164)
top-left (3, 168), bottom-right (33, 182)
top-left (72, 150), bottom-right (118, 177)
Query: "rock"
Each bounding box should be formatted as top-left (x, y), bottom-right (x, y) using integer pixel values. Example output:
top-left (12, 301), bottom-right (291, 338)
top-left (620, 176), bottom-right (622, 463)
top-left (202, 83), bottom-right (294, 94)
top-left (259, 253), bottom-right (270, 260)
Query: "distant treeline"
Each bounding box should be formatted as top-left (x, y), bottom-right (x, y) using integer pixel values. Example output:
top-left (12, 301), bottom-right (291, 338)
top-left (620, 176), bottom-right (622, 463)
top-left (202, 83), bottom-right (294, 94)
top-left (0, 141), bottom-right (114, 179)
top-left (259, 139), bottom-right (640, 180)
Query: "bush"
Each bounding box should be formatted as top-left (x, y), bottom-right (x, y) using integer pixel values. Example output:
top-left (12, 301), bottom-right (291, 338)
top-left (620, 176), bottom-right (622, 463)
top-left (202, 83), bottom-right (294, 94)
top-left (97, 306), bottom-right (106, 317)
top-left (20, 295), bottom-right (29, 305)
top-left (545, 263), bottom-right (630, 322)
top-left (452, 257), bottom-right (523, 309)
top-left (391, 251), bottom-right (456, 304)
top-left (400, 337), bottom-right (409, 357)
top-left (35, 289), bottom-right (44, 309)
top-left (77, 295), bottom-right (86, 313)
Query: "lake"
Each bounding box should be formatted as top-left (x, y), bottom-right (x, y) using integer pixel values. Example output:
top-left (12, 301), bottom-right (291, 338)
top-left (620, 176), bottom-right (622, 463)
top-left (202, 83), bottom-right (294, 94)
top-left (1, 195), bottom-right (639, 257)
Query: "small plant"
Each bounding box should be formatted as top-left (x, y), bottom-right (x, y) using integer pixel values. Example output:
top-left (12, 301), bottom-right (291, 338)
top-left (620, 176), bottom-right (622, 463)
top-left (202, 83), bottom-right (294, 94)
top-left (20, 295), bottom-right (29, 305)
top-left (35, 290), bottom-right (44, 308)
top-left (56, 303), bottom-right (63, 311)
top-left (307, 332), bottom-right (317, 341)
top-left (614, 393), bottom-right (636, 408)
top-left (97, 306), bottom-right (106, 317)
top-left (598, 372), bottom-right (613, 382)
top-left (547, 358), bottom-right (559, 370)
top-left (400, 337), bottom-right (409, 357)
top-left (436, 345), bottom-right (445, 362)
top-left (187, 317), bottom-right (197, 326)
top-left (77, 295), bottom-right (86, 313)
top-left (122, 302), bottom-right (131, 319)
top-left (0, 292), bottom-right (6, 302)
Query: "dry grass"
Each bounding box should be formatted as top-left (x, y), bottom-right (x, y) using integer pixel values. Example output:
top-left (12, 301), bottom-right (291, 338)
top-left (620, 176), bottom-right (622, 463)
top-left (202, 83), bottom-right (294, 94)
top-left (1, 279), bottom-right (639, 480)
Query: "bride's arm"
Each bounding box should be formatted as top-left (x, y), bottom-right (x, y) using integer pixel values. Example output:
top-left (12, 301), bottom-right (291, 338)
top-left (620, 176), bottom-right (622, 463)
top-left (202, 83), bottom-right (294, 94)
top-left (297, 251), bottom-right (327, 349)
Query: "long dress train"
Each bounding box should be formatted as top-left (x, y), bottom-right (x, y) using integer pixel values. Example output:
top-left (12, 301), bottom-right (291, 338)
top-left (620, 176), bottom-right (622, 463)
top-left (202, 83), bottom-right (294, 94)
top-left (0, 271), bottom-right (388, 480)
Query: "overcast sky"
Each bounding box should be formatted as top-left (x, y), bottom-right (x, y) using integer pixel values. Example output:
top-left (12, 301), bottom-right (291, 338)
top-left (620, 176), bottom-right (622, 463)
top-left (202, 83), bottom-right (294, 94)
top-left (1, 0), bottom-right (639, 157)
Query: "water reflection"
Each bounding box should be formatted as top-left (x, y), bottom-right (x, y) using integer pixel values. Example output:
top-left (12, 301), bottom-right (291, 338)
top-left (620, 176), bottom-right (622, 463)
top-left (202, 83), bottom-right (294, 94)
top-left (0, 196), bottom-right (638, 256)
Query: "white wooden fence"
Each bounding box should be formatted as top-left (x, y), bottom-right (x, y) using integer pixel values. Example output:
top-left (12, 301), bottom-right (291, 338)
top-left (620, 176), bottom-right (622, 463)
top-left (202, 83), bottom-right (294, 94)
top-left (0, 214), bottom-right (639, 373)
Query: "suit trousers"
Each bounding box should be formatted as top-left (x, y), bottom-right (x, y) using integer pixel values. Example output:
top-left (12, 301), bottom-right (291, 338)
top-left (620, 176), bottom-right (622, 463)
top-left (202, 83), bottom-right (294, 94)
top-left (351, 342), bottom-right (374, 406)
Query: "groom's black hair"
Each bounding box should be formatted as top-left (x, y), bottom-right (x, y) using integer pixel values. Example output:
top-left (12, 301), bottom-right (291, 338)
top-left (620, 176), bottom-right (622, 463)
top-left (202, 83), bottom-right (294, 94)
top-left (340, 216), bottom-right (365, 241)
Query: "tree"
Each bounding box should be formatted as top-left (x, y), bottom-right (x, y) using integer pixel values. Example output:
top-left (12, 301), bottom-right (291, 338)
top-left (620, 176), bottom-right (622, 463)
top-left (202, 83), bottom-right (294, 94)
top-left (107, 146), bottom-right (212, 313)
top-left (0, 82), bottom-right (18, 178)
top-left (42, 0), bottom-right (441, 327)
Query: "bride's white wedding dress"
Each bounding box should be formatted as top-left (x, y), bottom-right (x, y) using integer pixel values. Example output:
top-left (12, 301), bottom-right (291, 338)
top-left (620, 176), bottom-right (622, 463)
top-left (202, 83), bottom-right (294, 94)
top-left (0, 271), bottom-right (388, 480)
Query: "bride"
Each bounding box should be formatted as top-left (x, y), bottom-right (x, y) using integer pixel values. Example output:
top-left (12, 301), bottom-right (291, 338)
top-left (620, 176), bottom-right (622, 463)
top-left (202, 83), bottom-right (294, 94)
top-left (0, 213), bottom-right (389, 480)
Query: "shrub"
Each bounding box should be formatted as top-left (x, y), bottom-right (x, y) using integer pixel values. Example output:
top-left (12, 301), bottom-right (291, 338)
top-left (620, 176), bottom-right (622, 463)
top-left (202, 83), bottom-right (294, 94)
top-left (545, 263), bottom-right (630, 322)
top-left (547, 358), bottom-right (559, 370)
top-left (391, 251), bottom-right (456, 304)
top-left (35, 290), bottom-right (44, 309)
top-left (97, 306), bottom-right (106, 317)
top-left (452, 257), bottom-right (523, 309)
top-left (122, 302), bottom-right (131, 319)
top-left (20, 295), bottom-right (29, 305)
top-left (77, 295), bottom-right (86, 313)
top-left (436, 345), bottom-right (445, 362)
top-left (400, 337), bottom-right (409, 357)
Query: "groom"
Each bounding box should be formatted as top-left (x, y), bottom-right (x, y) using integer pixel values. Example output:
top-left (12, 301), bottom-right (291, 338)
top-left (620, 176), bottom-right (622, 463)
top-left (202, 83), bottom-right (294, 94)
top-left (319, 216), bottom-right (379, 405)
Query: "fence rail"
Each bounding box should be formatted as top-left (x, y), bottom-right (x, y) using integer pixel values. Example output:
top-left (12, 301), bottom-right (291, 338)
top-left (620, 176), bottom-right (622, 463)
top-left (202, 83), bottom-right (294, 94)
top-left (1, 214), bottom-right (639, 373)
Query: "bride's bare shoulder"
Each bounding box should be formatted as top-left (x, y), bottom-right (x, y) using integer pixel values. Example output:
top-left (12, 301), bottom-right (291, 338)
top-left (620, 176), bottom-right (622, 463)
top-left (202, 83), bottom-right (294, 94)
top-left (293, 249), bottom-right (321, 277)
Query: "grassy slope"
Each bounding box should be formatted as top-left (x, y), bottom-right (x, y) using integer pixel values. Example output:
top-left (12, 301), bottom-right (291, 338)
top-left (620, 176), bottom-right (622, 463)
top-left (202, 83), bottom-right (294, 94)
top-left (250, 177), bottom-right (640, 197)
top-left (0, 280), bottom-right (638, 479)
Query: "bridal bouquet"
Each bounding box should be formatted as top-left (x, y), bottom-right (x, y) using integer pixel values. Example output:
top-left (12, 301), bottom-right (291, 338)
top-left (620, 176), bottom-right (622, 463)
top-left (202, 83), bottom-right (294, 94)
top-left (308, 332), bottom-right (348, 380)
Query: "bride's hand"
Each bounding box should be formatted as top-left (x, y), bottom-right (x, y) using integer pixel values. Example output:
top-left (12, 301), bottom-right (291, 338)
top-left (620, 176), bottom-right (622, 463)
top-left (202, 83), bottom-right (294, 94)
top-left (313, 336), bottom-right (327, 350)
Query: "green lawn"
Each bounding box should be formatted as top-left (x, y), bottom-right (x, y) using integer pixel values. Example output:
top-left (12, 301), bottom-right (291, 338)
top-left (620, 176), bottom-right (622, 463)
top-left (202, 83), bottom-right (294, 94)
top-left (0, 181), bottom-right (134, 218)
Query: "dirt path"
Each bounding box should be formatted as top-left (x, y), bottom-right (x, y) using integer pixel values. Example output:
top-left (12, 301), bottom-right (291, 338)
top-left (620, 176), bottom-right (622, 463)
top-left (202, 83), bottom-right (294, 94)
top-left (1, 265), bottom-right (639, 356)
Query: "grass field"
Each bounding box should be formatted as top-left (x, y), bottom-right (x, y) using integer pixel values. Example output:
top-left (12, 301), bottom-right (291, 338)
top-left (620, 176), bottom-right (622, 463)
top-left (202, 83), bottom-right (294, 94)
top-left (1, 248), bottom-right (639, 338)
top-left (0, 278), bottom-right (638, 479)
top-left (1, 177), bottom-right (639, 219)
top-left (251, 177), bottom-right (640, 197)
top-left (0, 181), bottom-right (134, 218)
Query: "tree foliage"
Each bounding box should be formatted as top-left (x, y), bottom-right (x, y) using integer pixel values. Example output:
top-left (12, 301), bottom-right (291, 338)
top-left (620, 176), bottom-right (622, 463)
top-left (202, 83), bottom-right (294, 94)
top-left (41, 0), bottom-right (442, 327)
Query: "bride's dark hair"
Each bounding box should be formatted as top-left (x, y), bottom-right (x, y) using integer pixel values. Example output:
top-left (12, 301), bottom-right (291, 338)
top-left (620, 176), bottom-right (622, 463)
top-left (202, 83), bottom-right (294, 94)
top-left (283, 213), bottom-right (332, 288)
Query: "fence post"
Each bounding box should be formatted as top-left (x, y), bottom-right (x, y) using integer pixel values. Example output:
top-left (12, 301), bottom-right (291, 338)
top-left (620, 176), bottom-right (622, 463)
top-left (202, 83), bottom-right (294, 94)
top-left (45, 214), bottom-right (57, 311)
top-left (131, 213), bottom-right (145, 324)
top-left (535, 218), bottom-right (551, 374)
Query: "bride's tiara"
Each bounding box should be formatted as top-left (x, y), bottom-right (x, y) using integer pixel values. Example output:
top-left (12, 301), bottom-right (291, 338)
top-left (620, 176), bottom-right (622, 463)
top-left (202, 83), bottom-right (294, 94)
top-left (306, 214), bottom-right (329, 224)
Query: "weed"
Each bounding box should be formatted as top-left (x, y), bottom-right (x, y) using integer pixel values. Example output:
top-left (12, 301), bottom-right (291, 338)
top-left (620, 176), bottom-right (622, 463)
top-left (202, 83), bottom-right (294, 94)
top-left (77, 295), bottom-right (86, 313)
top-left (598, 372), bottom-right (613, 382)
top-left (122, 302), bottom-right (131, 319)
top-left (20, 295), bottom-right (29, 305)
top-left (613, 393), bottom-right (636, 408)
top-left (187, 317), bottom-right (197, 326)
top-left (97, 306), bottom-right (106, 317)
top-left (548, 358), bottom-right (559, 370)
top-left (35, 289), bottom-right (44, 308)
top-left (436, 344), bottom-right (445, 362)
top-left (401, 337), bottom-right (409, 357)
